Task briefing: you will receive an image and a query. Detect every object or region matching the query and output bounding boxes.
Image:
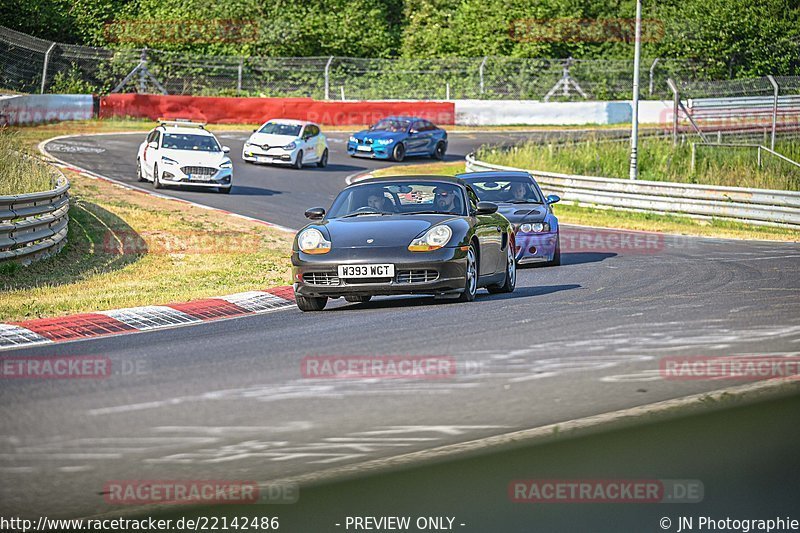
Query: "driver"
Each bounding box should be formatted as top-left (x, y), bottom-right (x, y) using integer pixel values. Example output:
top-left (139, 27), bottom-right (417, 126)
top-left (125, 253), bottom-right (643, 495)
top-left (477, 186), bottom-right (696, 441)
top-left (367, 193), bottom-right (386, 211)
top-left (434, 187), bottom-right (460, 213)
top-left (510, 182), bottom-right (528, 201)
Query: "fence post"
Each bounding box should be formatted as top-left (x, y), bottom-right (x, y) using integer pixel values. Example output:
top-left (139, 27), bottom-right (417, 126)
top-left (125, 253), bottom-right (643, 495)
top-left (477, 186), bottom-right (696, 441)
top-left (766, 75), bottom-right (779, 151)
top-left (691, 142), bottom-right (696, 172)
top-left (446, 82), bottom-right (450, 100)
top-left (324, 56), bottom-right (334, 100)
top-left (648, 58), bottom-right (660, 96)
top-left (237, 57), bottom-right (243, 93)
top-left (667, 78), bottom-right (679, 146)
top-left (40, 42), bottom-right (56, 94)
top-left (479, 56), bottom-right (488, 95)
top-left (139, 48), bottom-right (148, 94)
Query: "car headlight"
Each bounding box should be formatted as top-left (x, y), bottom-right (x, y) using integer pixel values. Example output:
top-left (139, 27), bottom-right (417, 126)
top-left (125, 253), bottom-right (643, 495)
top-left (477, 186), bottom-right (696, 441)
top-left (220, 160), bottom-right (232, 168)
top-left (298, 228), bottom-right (331, 254)
top-left (518, 222), bottom-right (549, 233)
top-left (349, 136), bottom-right (358, 143)
top-left (161, 156), bottom-right (179, 165)
top-left (283, 142), bottom-right (297, 150)
top-left (376, 139), bottom-right (394, 145)
top-left (408, 225), bottom-right (452, 252)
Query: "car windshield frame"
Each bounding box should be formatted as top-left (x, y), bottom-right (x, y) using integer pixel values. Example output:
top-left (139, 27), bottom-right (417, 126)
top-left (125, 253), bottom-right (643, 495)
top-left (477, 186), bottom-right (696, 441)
top-left (370, 119), bottom-right (411, 133)
top-left (160, 133), bottom-right (221, 152)
top-left (463, 176), bottom-right (544, 204)
top-left (258, 122), bottom-right (303, 137)
top-left (327, 181), bottom-right (468, 219)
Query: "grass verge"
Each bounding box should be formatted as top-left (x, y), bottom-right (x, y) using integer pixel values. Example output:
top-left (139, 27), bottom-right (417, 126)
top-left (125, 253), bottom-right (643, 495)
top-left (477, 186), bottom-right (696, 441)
top-left (0, 170), bottom-right (292, 322)
top-left (477, 136), bottom-right (800, 191)
top-left (373, 161), bottom-right (800, 241)
top-left (0, 130), bottom-right (56, 195)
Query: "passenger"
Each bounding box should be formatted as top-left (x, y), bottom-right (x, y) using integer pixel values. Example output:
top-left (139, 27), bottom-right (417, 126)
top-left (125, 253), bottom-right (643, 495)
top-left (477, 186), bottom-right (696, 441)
top-left (434, 187), bottom-right (460, 213)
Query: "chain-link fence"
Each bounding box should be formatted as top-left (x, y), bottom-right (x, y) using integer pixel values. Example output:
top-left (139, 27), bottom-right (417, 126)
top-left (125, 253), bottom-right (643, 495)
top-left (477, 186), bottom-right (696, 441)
top-left (1, 24), bottom-right (713, 100)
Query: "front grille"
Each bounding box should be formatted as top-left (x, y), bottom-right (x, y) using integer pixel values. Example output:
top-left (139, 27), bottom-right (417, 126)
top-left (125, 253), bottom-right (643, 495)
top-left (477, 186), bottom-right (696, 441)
top-left (343, 277), bottom-right (391, 284)
top-left (396, 269), bottom-right (439, 283)
top-left (364, 139), bottom-right (373, 145)
top-left (181, 166), bottom-right (217, 176)
top-left (304, 272), bottom-right (340, 285)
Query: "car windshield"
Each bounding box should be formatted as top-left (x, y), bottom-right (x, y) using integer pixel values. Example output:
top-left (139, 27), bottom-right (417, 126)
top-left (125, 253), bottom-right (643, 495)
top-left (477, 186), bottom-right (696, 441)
top-left (161, 133), bottom-right (220, 152)
top-left (258, 122), bottom-right (302, 136)
top-left (465, 177), bottom-right (543, 204)
top-left (327, 181), bottom-right (467, 218)
top-left (371, 119), bottom-right (410, 133)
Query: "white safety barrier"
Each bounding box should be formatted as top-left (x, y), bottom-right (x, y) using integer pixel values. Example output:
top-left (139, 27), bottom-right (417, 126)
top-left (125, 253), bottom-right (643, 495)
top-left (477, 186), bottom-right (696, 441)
top-left (0, 94), bottom-right (94, 126)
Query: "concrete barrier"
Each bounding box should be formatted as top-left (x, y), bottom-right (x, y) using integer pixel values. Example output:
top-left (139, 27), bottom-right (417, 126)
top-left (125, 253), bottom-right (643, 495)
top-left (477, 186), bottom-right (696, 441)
top-left (0, 95), bottom-right (95, 126)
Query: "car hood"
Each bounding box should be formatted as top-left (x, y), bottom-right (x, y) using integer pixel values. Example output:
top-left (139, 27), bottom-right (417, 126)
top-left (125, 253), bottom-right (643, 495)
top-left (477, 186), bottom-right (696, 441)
top-left (317, 215), bottom-right (457, 248)
top-left (354, 130), bottom-right (405, 141)
top-left (247, 133), bottom-right (298, 147)
top-left (160, 149), bottom-right (228, 167)
top-left (497, 203), bottom-right (548, 224)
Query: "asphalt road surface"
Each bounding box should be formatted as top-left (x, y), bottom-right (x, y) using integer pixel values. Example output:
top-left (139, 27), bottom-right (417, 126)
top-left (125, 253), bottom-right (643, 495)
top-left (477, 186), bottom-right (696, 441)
top-left (0, 130), bottom-right (797, 520)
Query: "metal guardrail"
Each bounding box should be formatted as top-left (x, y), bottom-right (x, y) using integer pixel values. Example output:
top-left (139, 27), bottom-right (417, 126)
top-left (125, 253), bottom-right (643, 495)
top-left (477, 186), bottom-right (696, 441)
top-left (465, 154), bottom-right (800, 229)
top-left (0, 168), bottom-right (70, 264)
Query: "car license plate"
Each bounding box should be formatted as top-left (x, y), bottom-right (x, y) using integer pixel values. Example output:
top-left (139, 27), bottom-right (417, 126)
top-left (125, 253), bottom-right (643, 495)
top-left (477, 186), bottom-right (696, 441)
top-left (338, 264), bottom-right (394, 278)
top-left (356, 145), bottom-right (372, 152)
top-left (190, 174), bottom-right (211, 182)
top-left (256, 156), bottom-right (269, 162)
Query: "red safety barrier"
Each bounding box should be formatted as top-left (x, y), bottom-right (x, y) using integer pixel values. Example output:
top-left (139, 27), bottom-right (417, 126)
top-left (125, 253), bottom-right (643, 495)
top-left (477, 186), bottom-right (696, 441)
top-left (99, 94), bottom-right (455, 125)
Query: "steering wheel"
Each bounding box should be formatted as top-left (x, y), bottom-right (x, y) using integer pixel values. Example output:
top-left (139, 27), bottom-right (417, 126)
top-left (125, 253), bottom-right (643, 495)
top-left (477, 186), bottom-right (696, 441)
top-left (352, 206), bottom-right (381, 214)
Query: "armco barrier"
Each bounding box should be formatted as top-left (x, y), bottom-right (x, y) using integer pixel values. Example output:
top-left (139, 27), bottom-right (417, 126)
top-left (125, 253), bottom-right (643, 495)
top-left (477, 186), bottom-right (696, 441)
top-left (0, 94), bottom-right (95, 126)
top-left (465, 154), bottom-right (800, 228)
top-left (0, 168), bottom-right (70, 265)
top-left (99, 94), bottom-right (455, 125)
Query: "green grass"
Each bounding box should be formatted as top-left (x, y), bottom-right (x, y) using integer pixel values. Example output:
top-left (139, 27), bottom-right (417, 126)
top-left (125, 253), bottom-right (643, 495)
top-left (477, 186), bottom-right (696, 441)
top-left (375, 161), bottom-right (799, 241)
top-left (0, 130), bottom-right (56, 195)
top-left (477, 136), bottom-right (800, 191)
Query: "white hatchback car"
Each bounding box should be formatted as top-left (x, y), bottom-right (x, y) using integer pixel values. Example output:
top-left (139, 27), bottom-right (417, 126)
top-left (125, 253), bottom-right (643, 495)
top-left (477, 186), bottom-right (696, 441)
top-left (242, 119), bottom-right (329, 169)
top-left (137, 120), bottom-right (233, 194)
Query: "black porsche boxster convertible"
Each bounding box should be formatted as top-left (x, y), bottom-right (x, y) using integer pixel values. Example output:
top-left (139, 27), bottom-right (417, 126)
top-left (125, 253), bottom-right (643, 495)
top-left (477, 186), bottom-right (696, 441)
top-left (291, 175), bottom-right (516, 311)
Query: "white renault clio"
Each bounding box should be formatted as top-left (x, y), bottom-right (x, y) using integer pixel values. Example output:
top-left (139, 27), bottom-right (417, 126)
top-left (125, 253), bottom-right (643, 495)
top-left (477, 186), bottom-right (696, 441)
top-left (136, 120), bottom-right (233, 194)
top-left (242, 119), bottom-right (329, 169)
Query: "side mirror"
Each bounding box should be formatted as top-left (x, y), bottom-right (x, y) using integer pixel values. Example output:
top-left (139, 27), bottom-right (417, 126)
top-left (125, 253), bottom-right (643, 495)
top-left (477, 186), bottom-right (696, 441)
top-left (304, 207), bottom-right (326, 220)
top-left (252, 128), bottom-right (258, 133)
top-left (222, 146), bottom-right (230, 153)
top-left (148, 141), bottom-right (157, 149)
top-left (546, 194), bottom-right (561, 205)
top-left (475, 201), bottom-right (498, 215)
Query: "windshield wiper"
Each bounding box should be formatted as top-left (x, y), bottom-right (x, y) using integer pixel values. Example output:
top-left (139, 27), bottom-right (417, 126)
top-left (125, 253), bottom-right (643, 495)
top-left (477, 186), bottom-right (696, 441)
top-left (503, 200), bottom-right (543, 204)
top-left (340, 211), bottom-right (390, 218)
top-left (400, 210), bottom-right (455, 215)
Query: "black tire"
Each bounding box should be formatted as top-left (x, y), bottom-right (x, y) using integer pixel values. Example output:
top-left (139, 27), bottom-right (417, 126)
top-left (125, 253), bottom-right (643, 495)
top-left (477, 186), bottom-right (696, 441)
top-left (317, 149), bottom-right (328, 168)
top-left (296, 295), bottom-right (328, 312)
top-left (153, 163), bottom-right (163, 189)
top-left (344, 295), bottom-right (371, 303)
top-left (545, 236), bottom-right (561, 266)
top-left (218, 186), bottom-right (231, 194)
top-left (456, 244), bottom-right (478, 302)
top-left (136, 159), bottom-right (146, 182)
top-left (293, 150), bottom-right (304, 169)
top-left (488, 242), bottom-right (517, 294)
top-left (432, 141), bottom-right (446, 160)
top-left (392, 142), bottom-right (405, 162)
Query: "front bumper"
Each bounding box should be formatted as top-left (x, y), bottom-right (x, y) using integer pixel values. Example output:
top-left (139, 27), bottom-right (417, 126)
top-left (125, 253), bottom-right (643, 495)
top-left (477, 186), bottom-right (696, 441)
top-left (292, 246), bottom-right (467, 297)
top-left (346, 141), bottom-right (393, 159)
top-left (159, 166), bottom-right (232, 188)
top-left (242, 144), bottom-right (297, 165)
top-left (514, 231), bottom-right (558, 264)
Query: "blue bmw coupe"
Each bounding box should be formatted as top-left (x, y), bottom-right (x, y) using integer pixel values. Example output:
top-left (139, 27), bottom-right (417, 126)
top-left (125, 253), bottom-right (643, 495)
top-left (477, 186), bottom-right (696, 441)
top-left (347, 116), bottom-right (448, 162)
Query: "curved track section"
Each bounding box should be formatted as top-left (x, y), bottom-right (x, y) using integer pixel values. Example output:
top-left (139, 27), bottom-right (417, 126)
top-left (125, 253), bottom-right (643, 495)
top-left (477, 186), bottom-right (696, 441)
top-left (0, 130), bottom-right (796, 519)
